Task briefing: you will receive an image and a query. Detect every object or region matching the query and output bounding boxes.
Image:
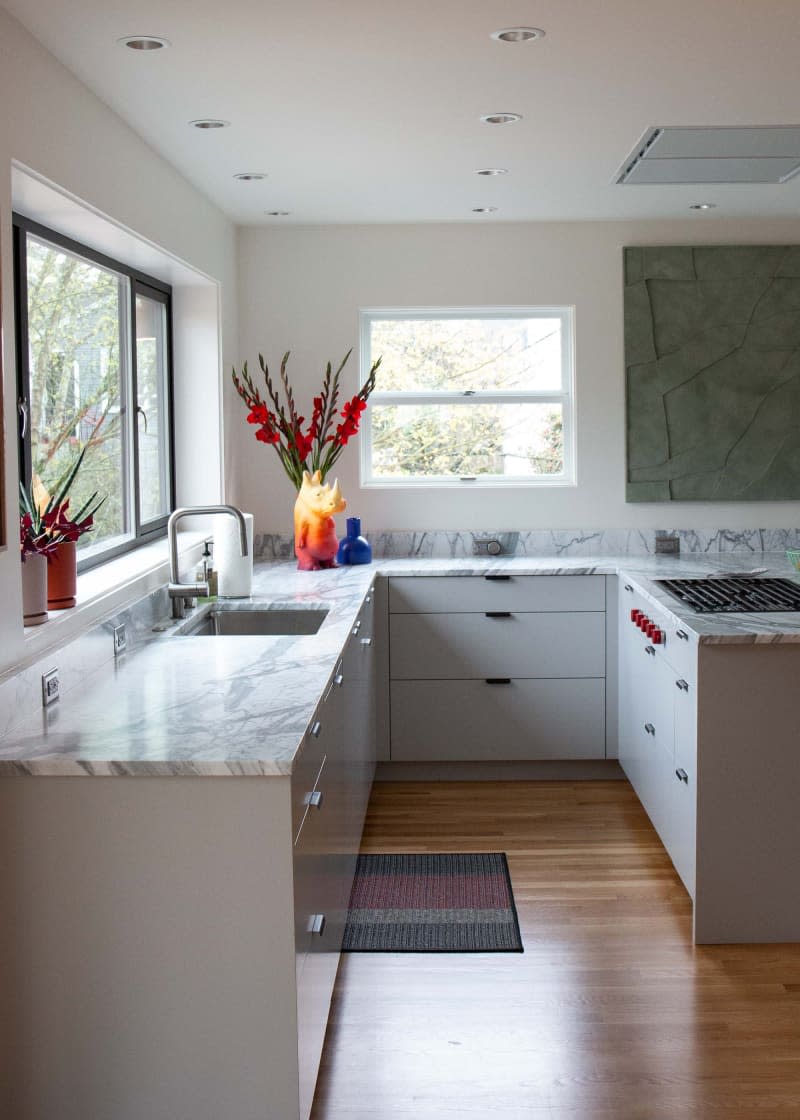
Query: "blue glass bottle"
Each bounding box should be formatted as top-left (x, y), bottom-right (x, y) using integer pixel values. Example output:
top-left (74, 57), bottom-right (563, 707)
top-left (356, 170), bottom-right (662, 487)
top-left (337, 517), bottom-right (372, 565)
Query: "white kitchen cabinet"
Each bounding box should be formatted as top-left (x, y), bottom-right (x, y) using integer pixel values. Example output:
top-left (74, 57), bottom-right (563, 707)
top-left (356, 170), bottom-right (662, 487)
top-left (389, 575), bottom-right (606, 761)
top-left (618, 580), bottom-right (697, 898)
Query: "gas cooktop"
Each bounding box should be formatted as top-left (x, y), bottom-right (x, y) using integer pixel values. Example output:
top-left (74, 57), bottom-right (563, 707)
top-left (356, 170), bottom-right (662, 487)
top-left (656, 577), bottom-right (800, 613)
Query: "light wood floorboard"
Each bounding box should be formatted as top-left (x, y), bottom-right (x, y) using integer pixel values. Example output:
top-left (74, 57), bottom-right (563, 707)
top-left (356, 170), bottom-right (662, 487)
top-left (311, 780), bottom-right (800, 1120)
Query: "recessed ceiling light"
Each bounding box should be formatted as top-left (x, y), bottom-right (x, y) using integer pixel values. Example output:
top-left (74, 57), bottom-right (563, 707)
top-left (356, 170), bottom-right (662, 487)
top-left (475, 168), bottom-right (509, 176)
top-left (480, 113), bottom-right (522, 125)
top-left (233, 172), bottom-right (267, 181)
top-left (265, 211), bottom-right (291, 217)
top-left (190, 119), bottom-right (230, 130)
top-left (690, 202), bottom-right (717, 210)
top-left (118, 35), bottom-right (171, 51)
top-left (472, 207), bottom-right (498, 213)
top-left (491, 27), bottom-right (545, 43)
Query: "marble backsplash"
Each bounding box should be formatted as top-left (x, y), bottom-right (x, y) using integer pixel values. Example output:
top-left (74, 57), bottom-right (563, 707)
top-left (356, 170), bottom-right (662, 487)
top-left (255, 527), bottom-right (800, 561)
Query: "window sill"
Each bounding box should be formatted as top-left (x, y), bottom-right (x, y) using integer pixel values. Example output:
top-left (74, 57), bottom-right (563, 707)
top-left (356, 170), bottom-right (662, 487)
top-left (22, 532), bottom-right (207, 659)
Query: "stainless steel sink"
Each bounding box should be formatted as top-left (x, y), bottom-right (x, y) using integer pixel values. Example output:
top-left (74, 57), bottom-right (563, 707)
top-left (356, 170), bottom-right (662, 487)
top-left (181, 607), bottom-right (328, 637)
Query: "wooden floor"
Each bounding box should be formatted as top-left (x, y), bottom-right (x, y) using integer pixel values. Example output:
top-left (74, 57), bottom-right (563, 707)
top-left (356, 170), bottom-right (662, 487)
top-left (311, 780), bottom-right (800, 1120)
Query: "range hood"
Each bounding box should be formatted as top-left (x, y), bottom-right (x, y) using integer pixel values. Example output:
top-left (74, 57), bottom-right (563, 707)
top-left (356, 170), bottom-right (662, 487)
top-left (616, 125), bottom-right (800, 185)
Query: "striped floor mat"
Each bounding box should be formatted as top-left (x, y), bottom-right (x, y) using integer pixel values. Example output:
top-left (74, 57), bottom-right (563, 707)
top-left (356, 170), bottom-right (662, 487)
top-left (342, 852), bottom-right (523, 952)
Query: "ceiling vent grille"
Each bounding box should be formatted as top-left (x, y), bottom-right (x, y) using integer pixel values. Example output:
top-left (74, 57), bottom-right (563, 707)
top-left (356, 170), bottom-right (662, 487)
top-left (616, 126), bottom-right (800, 185)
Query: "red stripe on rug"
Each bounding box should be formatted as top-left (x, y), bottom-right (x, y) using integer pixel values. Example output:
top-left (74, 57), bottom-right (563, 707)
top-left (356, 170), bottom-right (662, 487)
top-left (348, 869), bottom-right (512, 910)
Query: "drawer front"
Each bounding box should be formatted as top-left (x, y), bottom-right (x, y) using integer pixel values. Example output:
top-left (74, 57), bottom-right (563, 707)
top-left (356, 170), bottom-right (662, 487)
top-left (660, 620), bottom-right (698, 684)
top-left (669, 682), bottom-right (697, 897)
top-left (389, 575), bottom-right (605, 614)
top-left (390, 611), bottom-right (605, 680)
top-left (291, 723), bottom-right (326, 840)
top-left (391, 678), bottom-right (606, 761)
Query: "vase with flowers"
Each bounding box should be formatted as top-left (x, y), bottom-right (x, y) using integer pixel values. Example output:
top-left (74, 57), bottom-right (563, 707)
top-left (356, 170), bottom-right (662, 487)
top-left (232, 349), bottom-right (380, 570)
top-left (19, 445), bottom-right (105, 621)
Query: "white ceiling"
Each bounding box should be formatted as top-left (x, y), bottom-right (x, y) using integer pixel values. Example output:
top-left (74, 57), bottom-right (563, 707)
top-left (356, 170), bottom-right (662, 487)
top-left (5, 0), bottom-right (800, 225)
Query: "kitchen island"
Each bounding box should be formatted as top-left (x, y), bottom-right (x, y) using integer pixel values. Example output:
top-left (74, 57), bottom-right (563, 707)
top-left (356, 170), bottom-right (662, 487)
top-left (1, 554), bottom-right (800, 1119)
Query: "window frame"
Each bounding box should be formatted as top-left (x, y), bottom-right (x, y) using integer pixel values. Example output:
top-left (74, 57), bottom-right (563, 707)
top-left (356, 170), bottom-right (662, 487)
top-left (13, 214), bottom-right (176, 572)
top-left (359, 306), bottom-right (576, 488)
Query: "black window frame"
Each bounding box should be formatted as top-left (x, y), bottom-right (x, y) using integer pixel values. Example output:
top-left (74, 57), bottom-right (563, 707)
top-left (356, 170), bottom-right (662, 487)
top-left (13, 213), bottom-right (176, 573)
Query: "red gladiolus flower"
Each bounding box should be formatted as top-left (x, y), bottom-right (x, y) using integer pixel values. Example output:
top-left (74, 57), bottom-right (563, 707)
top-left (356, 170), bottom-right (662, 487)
top-left (256, 427), bottom-right (280, 444)
top-left (247, 403), bottom-right (271, 426)
top-left (294, 431), bottom-right (314, 460)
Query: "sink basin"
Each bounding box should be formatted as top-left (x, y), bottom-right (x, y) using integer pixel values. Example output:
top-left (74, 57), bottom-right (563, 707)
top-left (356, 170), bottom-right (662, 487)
top-left (181, 607), bottom-right (328, 637)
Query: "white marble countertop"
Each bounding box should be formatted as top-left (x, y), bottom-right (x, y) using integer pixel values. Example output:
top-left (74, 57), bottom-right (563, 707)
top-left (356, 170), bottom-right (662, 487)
top-left (2, 552), bottom-right (799, 777)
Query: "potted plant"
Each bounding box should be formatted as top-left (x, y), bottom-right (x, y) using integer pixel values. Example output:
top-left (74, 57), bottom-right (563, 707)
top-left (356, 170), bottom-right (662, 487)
top-left (19, 445), bottom-right (105, 621)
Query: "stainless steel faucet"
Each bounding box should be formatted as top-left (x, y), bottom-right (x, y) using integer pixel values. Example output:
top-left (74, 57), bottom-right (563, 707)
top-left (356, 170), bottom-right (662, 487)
top-left (167, 504), bottom-right (249, 619)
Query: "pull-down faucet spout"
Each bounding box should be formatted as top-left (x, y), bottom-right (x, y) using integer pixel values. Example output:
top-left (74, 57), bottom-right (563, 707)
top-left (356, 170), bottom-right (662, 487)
top-left (167, 505), bottom-right (249, 619)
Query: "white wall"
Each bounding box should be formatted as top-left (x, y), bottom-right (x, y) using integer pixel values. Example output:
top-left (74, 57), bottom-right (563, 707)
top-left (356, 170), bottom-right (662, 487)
top-left (0, 8), bottom-right (237, 676)
top-left (235, 220), bottom-right (800, 533)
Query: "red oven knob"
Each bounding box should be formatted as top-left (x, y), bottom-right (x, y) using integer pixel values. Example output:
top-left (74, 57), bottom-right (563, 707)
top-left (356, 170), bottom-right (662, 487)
top-left (631, 609), bottom-right (642, 623)
top-left (651, 628), bottom-right (663, 644)
top-left (638, 615), bottom-right (649, 630)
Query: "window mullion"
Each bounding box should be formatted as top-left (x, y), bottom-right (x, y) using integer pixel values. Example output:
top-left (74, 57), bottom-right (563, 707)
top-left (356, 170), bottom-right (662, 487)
top-left (371, 391), bottom-right (568, 406)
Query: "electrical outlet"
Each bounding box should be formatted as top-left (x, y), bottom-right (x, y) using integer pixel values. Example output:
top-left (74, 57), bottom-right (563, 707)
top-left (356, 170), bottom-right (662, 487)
top-left (655, 533), bottom-right (681, 556)
top-left (113, 624), bottom-right (127, 656)
top-left (41, 668), bottom-right (60, 707)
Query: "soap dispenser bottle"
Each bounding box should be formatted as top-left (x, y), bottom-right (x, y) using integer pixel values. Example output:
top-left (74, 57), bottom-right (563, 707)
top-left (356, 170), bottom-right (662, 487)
top-left (206, 543), bottom-right (218, 598)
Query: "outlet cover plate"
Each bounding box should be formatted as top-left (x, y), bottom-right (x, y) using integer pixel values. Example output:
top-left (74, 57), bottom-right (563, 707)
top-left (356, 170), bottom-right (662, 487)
top-left (41, 668), bottom-right (60, 707)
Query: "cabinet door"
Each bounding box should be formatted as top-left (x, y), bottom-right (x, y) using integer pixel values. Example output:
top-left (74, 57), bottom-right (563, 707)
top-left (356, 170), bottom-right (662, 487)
top-left (391, 678), bottom-right (606, 761)
top-left (668, 676), bottom-right (697, 898)
top-left (391, 611), bottom-right (606, 679)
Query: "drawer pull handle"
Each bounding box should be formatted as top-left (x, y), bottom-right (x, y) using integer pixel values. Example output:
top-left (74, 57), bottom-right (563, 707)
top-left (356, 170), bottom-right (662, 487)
top-left (305, 790), bottom-right (324, 809)
top-left (486, 678), bottom-right (511, 685)
top-left (644, 645), bottom-right (655, 656)
top-left (308, 914), bottom-right (326, 936)
top-left (676, 679), bottom-right (689, 692)
top-left (310, 721), bottom-right (322, 738)
top-left (644, 722), bottom-right (655, 735)
top-left (485, 611), bottom-right (512, 618)
top-left (352, 621), bottom-right (362, 634)
top-left (360, 636), bottom-right (373, 646)
top-left (484, 574), bottom-right (510, 581)
top-left (675, 768), bottom-right (689, 784)
top-left (676, 629), bottom-right (689, 641)
top-left (365, 595), bottom-right (372, 603)
top-left (624, 583), bottom-right (633, 592)
top-left (333, 673), bottom-right (344, 687)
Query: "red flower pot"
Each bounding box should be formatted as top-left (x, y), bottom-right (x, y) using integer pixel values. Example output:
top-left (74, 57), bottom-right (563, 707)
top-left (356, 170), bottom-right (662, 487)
top-left (47, 541), bottom-right (77, 610)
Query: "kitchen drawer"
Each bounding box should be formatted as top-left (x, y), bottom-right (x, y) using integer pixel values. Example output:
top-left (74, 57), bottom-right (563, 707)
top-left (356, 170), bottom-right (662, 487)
top-left (293, 755), bottom-right (342, 1120)
top-left (660, 619), bottom-right (698, 684)
top-left (291, 722), bottom-right (326, 841)
top-left (390, 611), bottom-right (605, 680)
top-left (390, 678), bottom-right (606, 761)
top-left (389, 575), bottom-right (605, 615)
top-left (669, 681), bottom-right (697, 897)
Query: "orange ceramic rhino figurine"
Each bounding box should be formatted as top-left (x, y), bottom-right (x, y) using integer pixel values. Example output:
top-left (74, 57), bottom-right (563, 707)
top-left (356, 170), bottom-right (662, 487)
top-left (293, 469), bottom-right (347, 570)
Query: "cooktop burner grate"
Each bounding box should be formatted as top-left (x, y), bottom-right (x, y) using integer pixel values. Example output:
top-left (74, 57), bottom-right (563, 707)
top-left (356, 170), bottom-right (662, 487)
top-left (656, 577), bottom-right (800, 613)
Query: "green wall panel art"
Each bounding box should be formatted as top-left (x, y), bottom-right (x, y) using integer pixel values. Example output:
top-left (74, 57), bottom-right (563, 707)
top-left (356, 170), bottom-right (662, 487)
top-left (624, 245), bottom-right (800, 501)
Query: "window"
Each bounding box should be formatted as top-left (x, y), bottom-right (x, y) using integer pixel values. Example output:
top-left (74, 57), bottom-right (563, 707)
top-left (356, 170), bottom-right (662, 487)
top-left (14, 216), bottom-right (174, 569)
top-left (360, 308), bottom-right (575, 486)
